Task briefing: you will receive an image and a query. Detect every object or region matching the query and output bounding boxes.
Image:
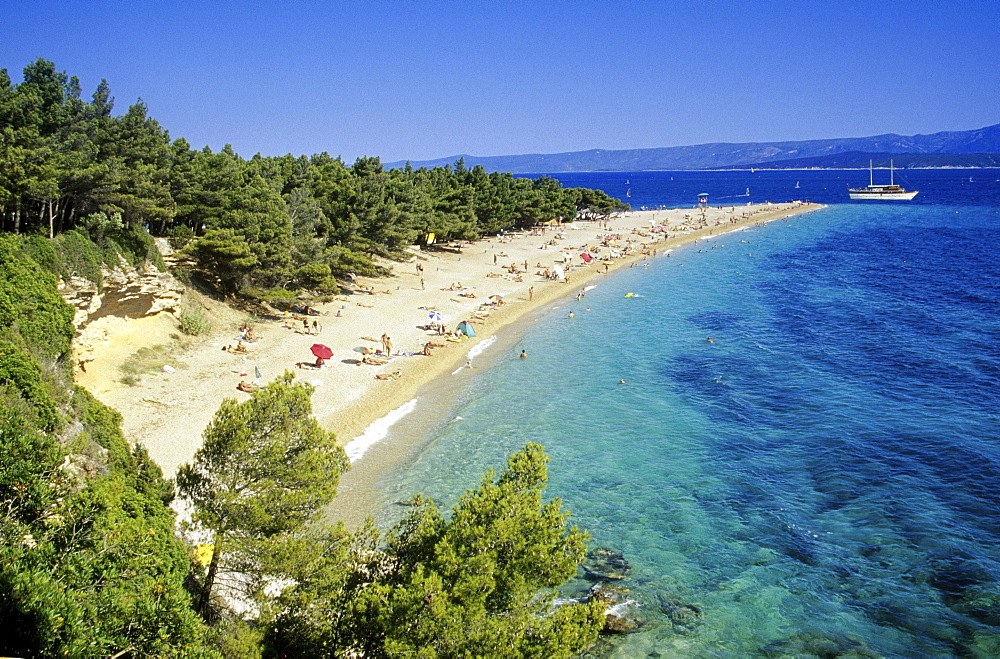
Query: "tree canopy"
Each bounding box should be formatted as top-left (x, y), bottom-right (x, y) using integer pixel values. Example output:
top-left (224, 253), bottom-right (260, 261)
top-left (0, 58), bottom-right (628, 298)
top-left (263, 443), bottom-right (605, 658)
top-left (176, 373), bottom-right (349, 616)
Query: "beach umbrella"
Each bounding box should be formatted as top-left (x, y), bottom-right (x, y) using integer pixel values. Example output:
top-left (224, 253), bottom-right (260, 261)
top-left (489, 295), bottom-right (503, 302)
top-left (428, 311), bottom-right (443, 323)
top-left (310, 344), bottom-right (333, 359)
top-left (353, 346), bottom-right (373, 355)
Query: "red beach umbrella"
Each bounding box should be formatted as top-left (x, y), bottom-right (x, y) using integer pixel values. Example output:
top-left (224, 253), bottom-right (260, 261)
top-left (310, 344), bottom-right (333, 359)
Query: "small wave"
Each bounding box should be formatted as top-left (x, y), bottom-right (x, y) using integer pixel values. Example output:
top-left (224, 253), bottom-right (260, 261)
top-left (606, 600), bottom-right (639, 616)
top-left (583, 285), bottom-right (598, 292)
top-left (345, 398), bottom-right (418, 463)
top-left (703, 226), bottom-right (749, 241)
top-left (467, 335), bottom-right (497, 360)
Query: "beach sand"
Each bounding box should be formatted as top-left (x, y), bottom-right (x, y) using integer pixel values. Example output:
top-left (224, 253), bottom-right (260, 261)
top-left (74, 202), bottom-right (822, 481)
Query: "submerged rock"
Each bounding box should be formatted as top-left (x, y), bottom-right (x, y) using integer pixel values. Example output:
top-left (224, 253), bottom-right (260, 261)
top-left (589, 581), bottom-right (643, 634)
top-left (658, 596), bottom-right (703, 634)
top-left (761, 630), bottom-right (879, 658)
top-left (582, 547), bottom-right (632, 581)
top-left (952, 586), bottom-right (1000, 627)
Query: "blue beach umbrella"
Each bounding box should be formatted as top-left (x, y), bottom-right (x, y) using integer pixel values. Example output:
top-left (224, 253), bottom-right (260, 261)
top-left (428, 311), bottom-right (443, 323)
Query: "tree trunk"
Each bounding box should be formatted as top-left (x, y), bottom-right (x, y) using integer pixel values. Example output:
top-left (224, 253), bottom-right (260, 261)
top-left (196, 529), bottom-right (225, 618)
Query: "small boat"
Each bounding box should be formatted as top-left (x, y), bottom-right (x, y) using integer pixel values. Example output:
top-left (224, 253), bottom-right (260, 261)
top-left (795, 181), bottom-right (800, 189)
top-left (849, 160), bottom-right (918, 200)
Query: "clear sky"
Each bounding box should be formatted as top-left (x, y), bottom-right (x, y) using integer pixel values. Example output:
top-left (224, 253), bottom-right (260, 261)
top-left (3, 0), bottom-right (998, 163)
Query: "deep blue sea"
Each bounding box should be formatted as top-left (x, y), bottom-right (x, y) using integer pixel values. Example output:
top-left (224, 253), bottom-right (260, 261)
top-left (352, 169), bottom-right (1000, 656)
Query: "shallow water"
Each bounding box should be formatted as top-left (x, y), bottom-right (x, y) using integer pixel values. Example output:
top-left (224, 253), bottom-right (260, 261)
top-left (352, 171), bottom-right (1000, 656)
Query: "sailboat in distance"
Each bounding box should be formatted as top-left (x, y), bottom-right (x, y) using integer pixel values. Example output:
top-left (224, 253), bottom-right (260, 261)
top-left (849, 160), bottom-right (918, 200)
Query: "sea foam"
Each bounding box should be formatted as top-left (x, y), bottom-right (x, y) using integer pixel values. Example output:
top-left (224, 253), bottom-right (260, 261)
top-left (345, 398), bottom-right (418, 463)
top-left (467, 335), bottom-right (496, 360)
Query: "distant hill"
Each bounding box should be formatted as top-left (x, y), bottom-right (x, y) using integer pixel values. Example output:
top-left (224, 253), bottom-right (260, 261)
top-left (721, 151), bottom-right (1000, 170)
top-left (386, 124), bottom-right (1000, 172)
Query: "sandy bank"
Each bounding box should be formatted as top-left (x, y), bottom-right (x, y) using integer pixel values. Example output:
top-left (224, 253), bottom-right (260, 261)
top-left (75, 202), bottom-right (822, 478)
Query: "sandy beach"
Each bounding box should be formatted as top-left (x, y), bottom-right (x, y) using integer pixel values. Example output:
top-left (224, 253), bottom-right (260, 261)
top-left (73, 202), bottom-right (822, 479)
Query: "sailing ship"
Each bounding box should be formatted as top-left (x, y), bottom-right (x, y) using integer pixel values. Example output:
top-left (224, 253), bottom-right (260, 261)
top-left (849, 160), bottom-right (918, 200)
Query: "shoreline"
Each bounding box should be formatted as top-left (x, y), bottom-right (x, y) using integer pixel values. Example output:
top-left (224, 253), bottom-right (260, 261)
top-left (331, 202), bottom-right (824, 452)
top-left (73, 202), bottom-right (823, 481)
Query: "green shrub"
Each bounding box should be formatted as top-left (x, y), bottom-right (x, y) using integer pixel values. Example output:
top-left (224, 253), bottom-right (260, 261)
top-left (0, 342), bottom-right (59, 432)
top-left (50, 229), bottom-right (106, 286)
top-left (178, 306), bottom-right (213, 336)
top-left (167, 224), bottom-right (195, 250)
top-left (109, 224), bottom-right (165, 271)
top-left (294, 262), bottom-right (332, 289)
top-left (0, 236), bottom-right (76, 359)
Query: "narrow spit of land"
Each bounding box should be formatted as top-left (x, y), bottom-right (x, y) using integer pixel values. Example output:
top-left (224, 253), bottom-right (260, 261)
top-left (75, 203), bottom-right (822, 477)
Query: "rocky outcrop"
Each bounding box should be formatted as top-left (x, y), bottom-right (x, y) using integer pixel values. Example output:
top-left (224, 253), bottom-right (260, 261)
top-left (59, 254), bottom-right (185, 332)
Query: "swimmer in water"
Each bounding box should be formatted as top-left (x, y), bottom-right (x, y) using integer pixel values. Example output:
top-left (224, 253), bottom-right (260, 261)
top-left (706, 337), bottom-right (715, 343)
top-left (519, 350), bottom-right (527, 359)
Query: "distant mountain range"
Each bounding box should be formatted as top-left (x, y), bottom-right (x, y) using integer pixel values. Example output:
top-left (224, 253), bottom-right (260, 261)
top-left (385, 123), bottom-right (1000, 172)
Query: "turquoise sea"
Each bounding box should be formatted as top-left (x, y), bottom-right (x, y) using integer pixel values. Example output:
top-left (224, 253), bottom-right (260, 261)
top-left (340, 169), bottom-right (1000, 656)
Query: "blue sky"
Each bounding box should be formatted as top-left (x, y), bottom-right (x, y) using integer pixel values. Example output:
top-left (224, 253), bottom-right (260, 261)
top-left (3, 0), bottom-right (998, 162)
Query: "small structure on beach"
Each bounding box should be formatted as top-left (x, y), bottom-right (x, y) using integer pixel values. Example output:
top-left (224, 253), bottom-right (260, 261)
top-left (698, 192), bottom-right (709, 207)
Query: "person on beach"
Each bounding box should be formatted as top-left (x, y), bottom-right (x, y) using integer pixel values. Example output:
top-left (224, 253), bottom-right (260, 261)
top-left (529, 286), bottom-right (534, 300)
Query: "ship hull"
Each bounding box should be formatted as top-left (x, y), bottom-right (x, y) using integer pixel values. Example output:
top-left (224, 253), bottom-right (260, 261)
top-left (849, 190), bottom-right (919, 200)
